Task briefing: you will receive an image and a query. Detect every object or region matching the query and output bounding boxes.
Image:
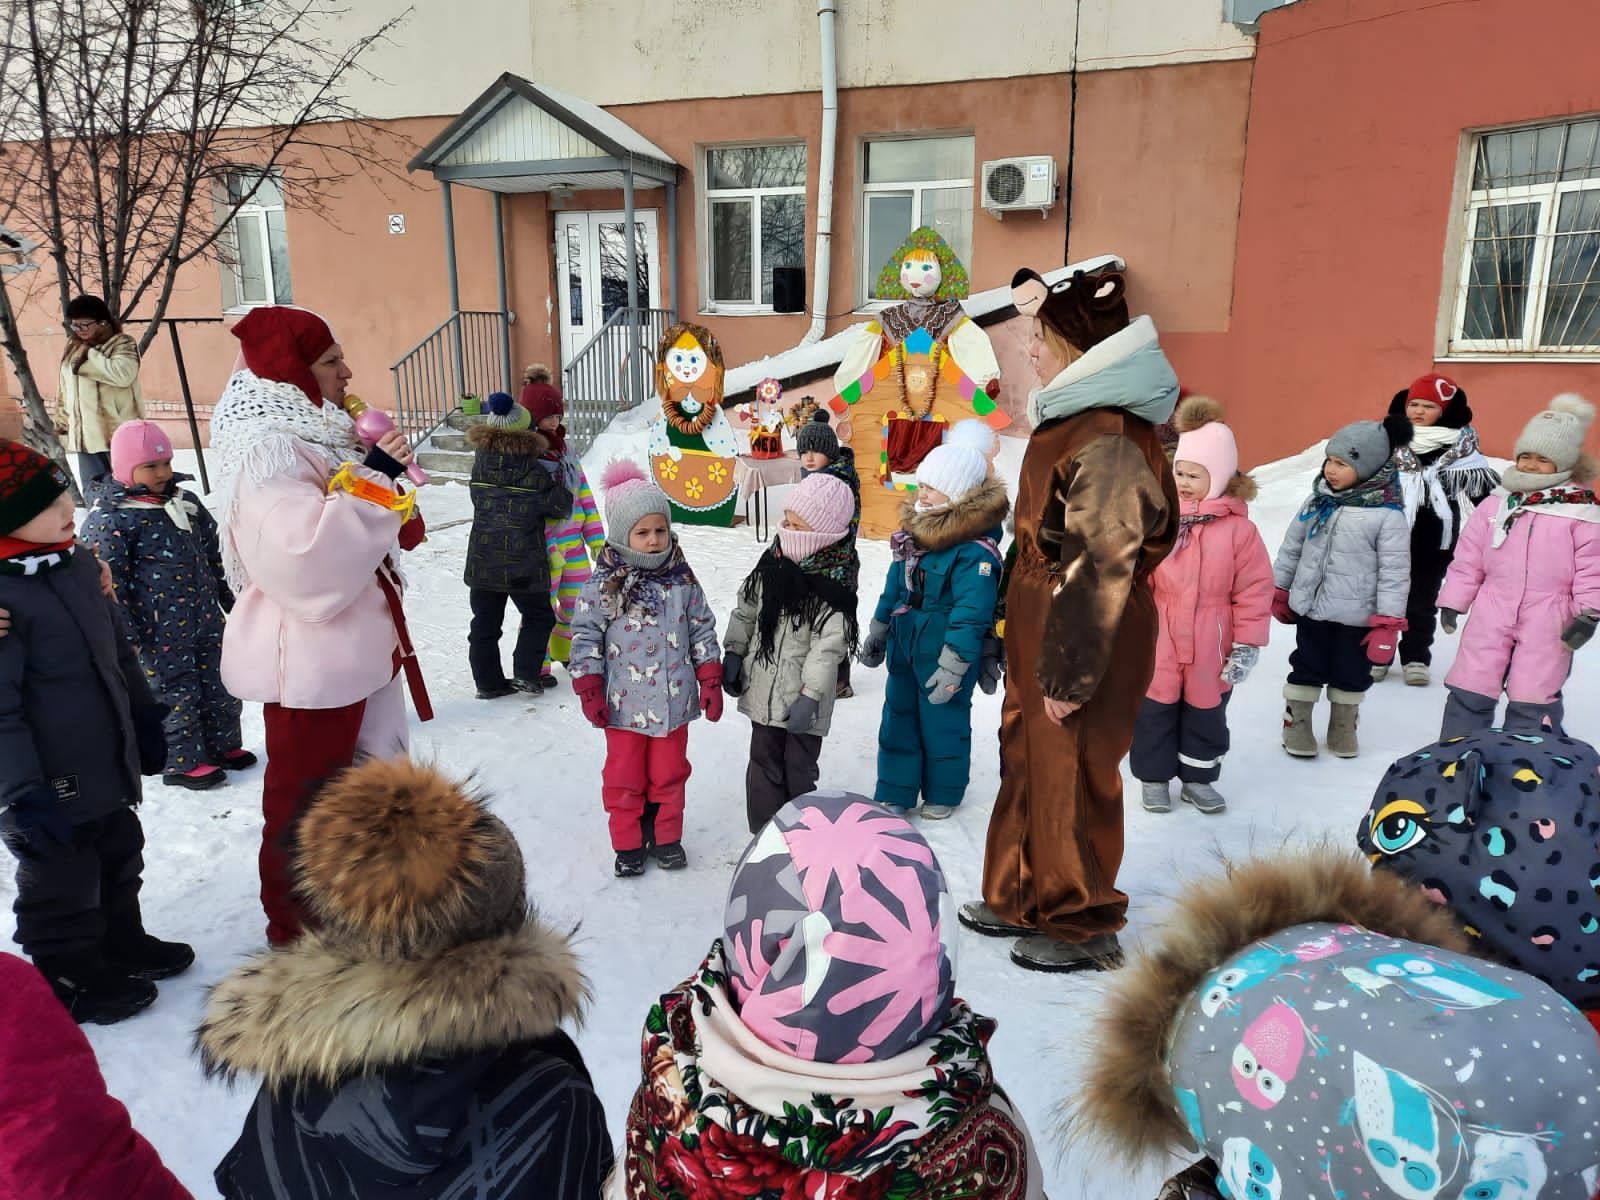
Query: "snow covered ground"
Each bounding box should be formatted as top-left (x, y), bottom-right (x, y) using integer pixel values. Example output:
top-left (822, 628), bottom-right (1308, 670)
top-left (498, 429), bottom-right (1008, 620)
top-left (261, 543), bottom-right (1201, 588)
top-left (10, 426), bottom-right (1595, 1197)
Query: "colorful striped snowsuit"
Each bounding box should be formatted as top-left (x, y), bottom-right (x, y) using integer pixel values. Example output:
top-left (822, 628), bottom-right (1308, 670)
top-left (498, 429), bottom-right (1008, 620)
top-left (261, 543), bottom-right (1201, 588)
top-left (544, 460), bottom-right (606, 669)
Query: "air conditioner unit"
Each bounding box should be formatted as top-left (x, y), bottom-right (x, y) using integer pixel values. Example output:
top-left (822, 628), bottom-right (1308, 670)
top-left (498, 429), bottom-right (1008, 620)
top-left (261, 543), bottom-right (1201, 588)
top-left (981, 156), bottom-right (1057, 219)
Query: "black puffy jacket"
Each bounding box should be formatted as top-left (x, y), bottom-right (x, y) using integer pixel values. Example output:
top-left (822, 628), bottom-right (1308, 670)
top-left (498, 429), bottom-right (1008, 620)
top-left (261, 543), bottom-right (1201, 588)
top-left (463, 426), bottom-right (574, 593)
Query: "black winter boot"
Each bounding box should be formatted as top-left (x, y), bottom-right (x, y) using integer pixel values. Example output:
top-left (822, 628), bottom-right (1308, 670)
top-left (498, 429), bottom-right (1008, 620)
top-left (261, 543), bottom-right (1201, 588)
top-left (652, 842), bottom-right (688, 870)
top-left (614, 848), bottom-right (647, 877)
top-left (37, 954), bottom-right (157, 1025)
top-left (105, 930), bottom-right (195, 981)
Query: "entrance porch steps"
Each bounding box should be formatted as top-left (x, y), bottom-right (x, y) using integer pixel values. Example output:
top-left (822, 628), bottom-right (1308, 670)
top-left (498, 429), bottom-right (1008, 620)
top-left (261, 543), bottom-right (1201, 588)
top-left (413, 409), bottom-right (486, 477)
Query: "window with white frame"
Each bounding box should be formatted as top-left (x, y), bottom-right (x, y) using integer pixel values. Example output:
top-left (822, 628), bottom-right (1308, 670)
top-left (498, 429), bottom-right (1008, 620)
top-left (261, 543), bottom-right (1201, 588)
top-left (220, 170), bottom-right (292, 310)
top-left (1450, 117), bottom-right (1600, 354)
top-left (704, 145), bottom-right (806, 309)
top-left (861, 134), bottom-right (974, 302)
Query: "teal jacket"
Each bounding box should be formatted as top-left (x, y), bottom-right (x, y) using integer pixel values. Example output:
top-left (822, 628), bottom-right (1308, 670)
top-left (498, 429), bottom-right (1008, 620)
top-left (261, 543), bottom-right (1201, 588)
top-left (873, 476), bottom-right (1010, 669)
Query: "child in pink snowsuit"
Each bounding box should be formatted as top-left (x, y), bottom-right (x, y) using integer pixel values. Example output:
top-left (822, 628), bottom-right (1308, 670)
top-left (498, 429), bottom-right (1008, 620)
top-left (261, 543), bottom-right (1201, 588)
top-left (1130, 398), bottom-right (1273, 815)
top-left (1437, 394), bottom-right (1599, 736)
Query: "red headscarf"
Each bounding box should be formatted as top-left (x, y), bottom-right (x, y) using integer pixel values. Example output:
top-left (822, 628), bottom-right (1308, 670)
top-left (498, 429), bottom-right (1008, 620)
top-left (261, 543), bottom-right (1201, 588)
top-left (231, 306), bottom-right (335, 407)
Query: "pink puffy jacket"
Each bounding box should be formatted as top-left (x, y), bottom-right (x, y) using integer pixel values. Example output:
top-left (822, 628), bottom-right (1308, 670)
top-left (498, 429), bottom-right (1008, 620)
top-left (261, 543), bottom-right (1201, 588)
top-left (1148, 496), bottom-right (1274, 709)
top-left (221, 440), bottom-right (404, 710)
top-left (1439, 490), bottom-right (1600, 706)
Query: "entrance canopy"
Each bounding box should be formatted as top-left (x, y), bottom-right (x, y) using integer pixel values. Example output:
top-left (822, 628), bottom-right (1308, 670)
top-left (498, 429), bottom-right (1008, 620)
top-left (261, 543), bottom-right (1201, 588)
top-left (408, 73), bottom-right (680, 192)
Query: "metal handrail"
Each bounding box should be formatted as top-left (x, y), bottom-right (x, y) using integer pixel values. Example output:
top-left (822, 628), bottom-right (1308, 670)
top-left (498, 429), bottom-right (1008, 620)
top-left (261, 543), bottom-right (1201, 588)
top-left (390, 310), bottom-right (508, 441)
top-left (562, 306), bottom-right (674, 455)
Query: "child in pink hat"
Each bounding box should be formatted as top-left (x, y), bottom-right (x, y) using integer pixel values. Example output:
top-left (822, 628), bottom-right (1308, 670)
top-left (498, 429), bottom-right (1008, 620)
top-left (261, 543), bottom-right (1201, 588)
top-left (1129, 397), bottom-right (1273, 815)
top-left (722, 472), bottom-right (858, 832)
top-left (81, 420), bottom-right (250, 790)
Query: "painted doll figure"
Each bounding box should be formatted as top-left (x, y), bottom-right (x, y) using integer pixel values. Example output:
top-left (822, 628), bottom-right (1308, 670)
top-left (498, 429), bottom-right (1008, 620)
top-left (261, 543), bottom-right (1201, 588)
top-left (830, 228), bottom-right (1007, 539)
top-left (647, 322), bottom-right (740, 527)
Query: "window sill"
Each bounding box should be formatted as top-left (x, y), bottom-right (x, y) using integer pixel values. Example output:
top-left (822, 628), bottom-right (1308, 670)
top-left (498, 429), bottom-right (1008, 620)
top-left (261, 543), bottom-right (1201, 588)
top-left (1440, 351), bottom-right (1600, 362)
top-left (698, 307), bottom-right (803, 319)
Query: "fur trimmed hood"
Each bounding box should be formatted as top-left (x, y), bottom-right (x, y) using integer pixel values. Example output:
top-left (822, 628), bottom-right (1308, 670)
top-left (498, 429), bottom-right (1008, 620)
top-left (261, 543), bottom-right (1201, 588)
top-left (1069, 847), bottom-right (1468, 1163)
top-left (899, 474), bottom-right (1009, 552)
top-left (467, 424), bottom-right (549, 457)
top-left (196, 915), bottom-right (588, 1092)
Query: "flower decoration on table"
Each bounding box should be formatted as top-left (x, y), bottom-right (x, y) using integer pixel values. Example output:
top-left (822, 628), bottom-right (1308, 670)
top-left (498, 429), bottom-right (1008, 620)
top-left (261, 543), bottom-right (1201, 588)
top-left (746, 376), bottom-right (787, 460)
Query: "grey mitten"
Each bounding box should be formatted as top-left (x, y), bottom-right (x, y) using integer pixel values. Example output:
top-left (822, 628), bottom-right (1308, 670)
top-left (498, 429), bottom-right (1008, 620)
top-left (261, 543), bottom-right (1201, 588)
top-left (1563, 610), bottom-right (1598, 652)
top-left (924, 646), bottom-right (971, 705)
top-left (1219, 643), bottom-right (1260, 686)
top-left (857, 619), bottom-right (889, 668)
top-left (1439, 607), bottom-right (1461, 635)
top-left (977, 631), bottom-right (1005, 695)
top-left (721, 651), bottom-right (746, 697)
top-left (784, 694), bottom-right (820, 734)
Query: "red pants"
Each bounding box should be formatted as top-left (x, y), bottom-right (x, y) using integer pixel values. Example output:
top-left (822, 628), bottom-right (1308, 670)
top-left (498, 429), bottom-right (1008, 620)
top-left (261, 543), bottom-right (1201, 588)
top-left (603, 727), bottom-right (690, 852)
top-left (260, 698), bottom-right (367, 945)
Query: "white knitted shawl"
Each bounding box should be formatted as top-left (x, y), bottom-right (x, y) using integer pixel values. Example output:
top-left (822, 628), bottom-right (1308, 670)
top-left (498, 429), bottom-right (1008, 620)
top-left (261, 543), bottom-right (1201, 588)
top-left (209, 369), bottom-right (363, 590)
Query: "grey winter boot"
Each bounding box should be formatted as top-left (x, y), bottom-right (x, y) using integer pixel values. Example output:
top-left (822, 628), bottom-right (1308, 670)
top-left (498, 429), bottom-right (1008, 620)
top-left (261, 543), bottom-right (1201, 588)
top-left (1282, 684), bottom-right (1321, 758)
top-left (1179, 782), bottom-right (1227, 815)
top-left (1326, 688), bottom-right (1363, 758)
top-left (1141, 780), bottom-right (1173, 813)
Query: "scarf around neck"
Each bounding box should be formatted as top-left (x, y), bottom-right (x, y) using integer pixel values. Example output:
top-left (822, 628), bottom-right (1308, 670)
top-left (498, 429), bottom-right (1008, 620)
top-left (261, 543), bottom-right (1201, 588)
top-left (209, 369), bottom-right (364, 590)
top-left (742, 545), bottom-right (859, 665)
top-left (622, 943), bottom-right (1031, 1199)
top-left (1027, 315), bottom-right (1179, 429)
top-left (1297, 461), bottom-right (1402, 538)
top-left (593, 538), bottom-right (695, 619)
top-left (1392, 424), bottom-right (1500, 547)
top-left (0, 536), bottom-right (75, 575)
top-left (1491, 482), bottom-right (1600, 546)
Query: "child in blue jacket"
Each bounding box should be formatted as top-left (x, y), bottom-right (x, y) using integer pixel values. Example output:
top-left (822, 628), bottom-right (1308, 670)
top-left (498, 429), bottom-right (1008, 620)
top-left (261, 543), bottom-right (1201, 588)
top-left (859, 442), bottom-right (1008, 817)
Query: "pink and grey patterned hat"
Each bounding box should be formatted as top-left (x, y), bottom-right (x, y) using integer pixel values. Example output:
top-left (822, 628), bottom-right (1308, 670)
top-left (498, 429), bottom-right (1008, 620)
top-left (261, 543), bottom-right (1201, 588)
top-left (723, 790), bottom-right (956, 1064)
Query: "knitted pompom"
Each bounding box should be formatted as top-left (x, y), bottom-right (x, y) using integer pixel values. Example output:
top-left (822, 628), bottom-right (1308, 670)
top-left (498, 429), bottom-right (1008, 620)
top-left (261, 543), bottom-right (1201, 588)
top-left (1173, 395), bottom-right (1224, 434)
top-left (809, 409), bottom-right (830, 426)
top-left (1382, 412), bottom-right (1415, 450)
top-left (485, 391), bottom-right (516, 417)
top-left (946, 418), bottom-right (999, 458)
top-left (1550, 393), bottom-right (1596, 431)
top-left (601, 458), bottom-right (648, 492)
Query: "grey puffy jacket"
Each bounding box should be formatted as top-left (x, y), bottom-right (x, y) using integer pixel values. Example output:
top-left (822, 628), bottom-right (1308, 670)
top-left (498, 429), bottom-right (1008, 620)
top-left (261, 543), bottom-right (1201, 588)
top-left (1273, 500), bottom-right (1410, 626)
top-left (723, 577), bottom-right (849, 736)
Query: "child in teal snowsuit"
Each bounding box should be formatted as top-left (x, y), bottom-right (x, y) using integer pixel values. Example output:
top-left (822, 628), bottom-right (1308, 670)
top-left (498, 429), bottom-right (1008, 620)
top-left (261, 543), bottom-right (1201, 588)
top-left (858, 442), bottom-right (1008, 817)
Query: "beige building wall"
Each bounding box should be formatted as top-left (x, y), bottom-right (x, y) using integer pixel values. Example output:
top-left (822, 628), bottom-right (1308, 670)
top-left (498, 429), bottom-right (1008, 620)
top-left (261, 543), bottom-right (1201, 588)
top-left (338, 0), bottom-right (1255, 117)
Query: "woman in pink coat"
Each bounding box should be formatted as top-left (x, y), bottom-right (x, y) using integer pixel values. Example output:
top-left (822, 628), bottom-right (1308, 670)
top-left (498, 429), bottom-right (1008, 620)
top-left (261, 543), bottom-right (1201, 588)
top-left (210, 306), bottom-right (426, 946)
top-left (1437, 394), bottom-right (1599, 737)
top-left (1130, 398), bottom-right (1273, 815)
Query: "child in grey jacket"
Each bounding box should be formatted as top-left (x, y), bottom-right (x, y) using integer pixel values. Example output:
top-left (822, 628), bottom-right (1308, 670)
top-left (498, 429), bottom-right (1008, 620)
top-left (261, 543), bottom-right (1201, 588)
top-left (1272, 415), bottom-right (1412, 759)
top-left (722, 472), bottom-right (857, 834)
top-left (569, 460), bottom-right (722, 878)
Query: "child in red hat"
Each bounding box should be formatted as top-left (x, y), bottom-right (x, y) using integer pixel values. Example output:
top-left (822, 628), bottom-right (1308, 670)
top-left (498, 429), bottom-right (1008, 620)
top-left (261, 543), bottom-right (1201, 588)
top-left (1378, 372), bottom-right (1498, 686)
top-left (0, 439), bottom-right (192, 1024)
top-left (81, 419), bottom-right (251, 791)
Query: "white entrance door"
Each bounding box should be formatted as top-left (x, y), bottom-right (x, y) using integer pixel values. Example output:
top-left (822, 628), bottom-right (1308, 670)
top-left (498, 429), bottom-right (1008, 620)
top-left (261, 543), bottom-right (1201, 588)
top-left (554, 209), bottom-right (662, 367)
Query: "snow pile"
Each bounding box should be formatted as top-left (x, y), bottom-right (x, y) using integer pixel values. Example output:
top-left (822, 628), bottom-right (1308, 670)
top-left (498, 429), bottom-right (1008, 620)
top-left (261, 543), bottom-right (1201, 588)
top-left (6, 432), bottom-right (1588, 1199)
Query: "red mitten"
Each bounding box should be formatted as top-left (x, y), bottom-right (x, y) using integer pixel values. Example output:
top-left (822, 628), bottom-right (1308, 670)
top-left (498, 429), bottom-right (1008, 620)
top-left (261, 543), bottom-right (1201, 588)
top-left (398, 512), bottom-right (427, 551)
top-left (1362, 615), bottom-right (1408, 666)
top-left (696, 662), bottom-right (724, 723)
top-left (572, 674), bottom-right (610, 729)
top-left (1271, 587), bottom-right (1297, 625)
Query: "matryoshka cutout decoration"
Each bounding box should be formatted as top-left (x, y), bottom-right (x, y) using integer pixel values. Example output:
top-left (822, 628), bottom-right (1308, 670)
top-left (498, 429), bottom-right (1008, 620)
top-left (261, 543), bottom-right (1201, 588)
top-left (829, 227), bottom-right (1008, 539)
top-left (648, 322), bottom-right (740, 526)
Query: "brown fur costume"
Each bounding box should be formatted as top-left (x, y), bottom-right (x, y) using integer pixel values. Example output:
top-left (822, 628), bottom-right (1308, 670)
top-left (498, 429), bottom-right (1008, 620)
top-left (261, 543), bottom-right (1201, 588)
top-left (1068, 847), bottom-right (1469, 1164)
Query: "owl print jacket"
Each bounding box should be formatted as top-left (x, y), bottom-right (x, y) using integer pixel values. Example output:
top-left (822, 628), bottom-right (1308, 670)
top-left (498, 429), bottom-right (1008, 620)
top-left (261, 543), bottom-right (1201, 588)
top-left (568, 538), bottom-right (720, 736)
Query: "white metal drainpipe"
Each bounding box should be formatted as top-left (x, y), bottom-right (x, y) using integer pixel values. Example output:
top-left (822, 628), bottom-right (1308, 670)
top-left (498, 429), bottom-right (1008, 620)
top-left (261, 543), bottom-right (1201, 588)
top-left (801, 0), bottom-right (839, 346)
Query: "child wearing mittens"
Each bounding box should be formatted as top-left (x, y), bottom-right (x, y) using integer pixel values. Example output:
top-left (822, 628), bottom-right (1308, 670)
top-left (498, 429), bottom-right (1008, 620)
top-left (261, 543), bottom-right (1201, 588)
top-left (1130, 398), bottom-right (1272, 816)
top-left (568, 461), bottom-right (722, 877)
top-left (1436, 394), bottom-right (1599, 737)
top-left (859, 441), bottom-right (1008, 819)
top-left (722, 472), bottom-right (857, 834)
top-left (1272, 415), bottom-right (1412, 760)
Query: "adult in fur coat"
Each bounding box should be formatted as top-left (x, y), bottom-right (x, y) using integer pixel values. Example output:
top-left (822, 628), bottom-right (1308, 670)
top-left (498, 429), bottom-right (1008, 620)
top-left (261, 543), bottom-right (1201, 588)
top-left (962, 265), bottom-right (1178, 974)
top-left (198, 759), bottom-right (612, 1200)
top-left (861, 443), bottom-right (1008, 817)
top-left (1069, 850), bottom-right (1600, 1199)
